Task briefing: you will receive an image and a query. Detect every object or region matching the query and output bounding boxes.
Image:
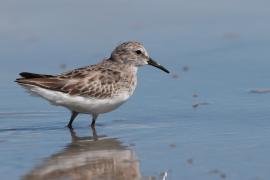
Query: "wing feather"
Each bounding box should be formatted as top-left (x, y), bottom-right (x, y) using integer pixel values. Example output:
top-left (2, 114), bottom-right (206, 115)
top-left (16, 66), bottom-right (123, 99)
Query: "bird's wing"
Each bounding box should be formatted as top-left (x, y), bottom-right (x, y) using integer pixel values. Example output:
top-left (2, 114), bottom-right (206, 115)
top-left (59, 67), bottom-right (122, 98)
top-left (16, 75), bottom-right (68, 93)
top-left (16, 66), bottom-right (122, 99)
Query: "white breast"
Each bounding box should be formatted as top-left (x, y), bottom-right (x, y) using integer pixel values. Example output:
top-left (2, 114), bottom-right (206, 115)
top-left (23, 85), bottom-right (131, 114)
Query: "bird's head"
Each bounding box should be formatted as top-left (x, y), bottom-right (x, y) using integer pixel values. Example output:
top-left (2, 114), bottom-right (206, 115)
top-left (110, 41), bottom-right (169, 73)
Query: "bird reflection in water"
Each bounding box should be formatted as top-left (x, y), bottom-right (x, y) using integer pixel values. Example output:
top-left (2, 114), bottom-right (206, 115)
top-left (23, 127), bottom-right (141, 180)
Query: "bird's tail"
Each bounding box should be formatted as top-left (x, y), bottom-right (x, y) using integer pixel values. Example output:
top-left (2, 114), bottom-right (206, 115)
top-left (15, 72), bottom-right (54, 83)
top-left (18, 72), bottom-right (54, 79)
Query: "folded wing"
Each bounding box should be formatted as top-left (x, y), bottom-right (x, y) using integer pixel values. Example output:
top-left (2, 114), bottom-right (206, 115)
top-left (16, 67), bottom-right (122, 99)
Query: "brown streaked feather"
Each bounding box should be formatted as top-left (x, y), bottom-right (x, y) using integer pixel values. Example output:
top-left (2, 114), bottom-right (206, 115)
top-left (16, 77), bottom-right (68, 93)
top-left (16, 63), bottom-right (131, 99)
top-left (59, 68), bottom-right (123, 98)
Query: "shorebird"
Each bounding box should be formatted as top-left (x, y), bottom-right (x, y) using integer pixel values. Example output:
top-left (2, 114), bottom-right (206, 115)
top-left (16, 41), bottom-right (169, 128)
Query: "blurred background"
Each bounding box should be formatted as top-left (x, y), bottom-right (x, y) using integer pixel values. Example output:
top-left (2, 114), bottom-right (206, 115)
top-left (1, 0), bottom-right (270, 179)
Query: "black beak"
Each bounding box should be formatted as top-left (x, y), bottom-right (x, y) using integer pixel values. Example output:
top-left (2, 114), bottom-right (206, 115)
top-left (147, 58), bottom-right (170, 73)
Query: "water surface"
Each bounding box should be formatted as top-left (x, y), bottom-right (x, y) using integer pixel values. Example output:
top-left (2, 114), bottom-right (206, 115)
top-left (1, 0), bottom-right (270, 179)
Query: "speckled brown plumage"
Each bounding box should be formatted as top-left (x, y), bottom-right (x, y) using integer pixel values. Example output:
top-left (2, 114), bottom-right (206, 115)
top-left (16, 61), bottom-right (136, 99)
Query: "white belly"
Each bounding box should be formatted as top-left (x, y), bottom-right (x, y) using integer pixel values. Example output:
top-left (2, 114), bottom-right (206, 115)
top-left (23, 85), bottom-right (131, 114)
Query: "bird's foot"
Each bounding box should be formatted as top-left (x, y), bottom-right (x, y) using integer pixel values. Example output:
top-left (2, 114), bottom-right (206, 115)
top-left (67, 124), bottom-right (73, 129)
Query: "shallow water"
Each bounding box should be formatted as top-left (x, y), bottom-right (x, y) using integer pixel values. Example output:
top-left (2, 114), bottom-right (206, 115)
top-left (1, 0), bottom-right (270, 179)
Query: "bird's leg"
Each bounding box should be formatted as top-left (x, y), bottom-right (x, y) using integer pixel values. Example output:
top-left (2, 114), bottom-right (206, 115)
top-left (90, 114), bottom-right (98, 128)
top-left (90, 125), bottom-right (98, 141)
top-left (67, 112), bottom-right (79, 129)
top-left (69, 127), bottom-right (77, 142)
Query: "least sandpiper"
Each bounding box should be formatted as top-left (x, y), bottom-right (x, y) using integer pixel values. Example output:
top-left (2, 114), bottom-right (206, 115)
top-left (16, 41), bottom-right (169, 128)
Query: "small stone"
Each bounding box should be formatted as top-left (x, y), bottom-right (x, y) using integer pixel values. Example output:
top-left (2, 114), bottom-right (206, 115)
top-left (169, 143), bottom-right (176, 148)
top-left (187, 158), bottom-right (193, 165)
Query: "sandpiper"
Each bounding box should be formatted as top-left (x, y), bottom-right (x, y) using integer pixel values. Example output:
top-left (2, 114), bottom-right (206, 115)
top-left (16, 41), bottom-right (169, 128)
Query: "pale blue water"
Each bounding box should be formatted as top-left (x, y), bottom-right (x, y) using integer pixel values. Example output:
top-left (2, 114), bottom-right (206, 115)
top-left (1, 0), bottom-right (270, 179)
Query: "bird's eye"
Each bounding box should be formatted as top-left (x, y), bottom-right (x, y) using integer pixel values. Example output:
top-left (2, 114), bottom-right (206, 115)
top-left (135, 50), bottom-right (142, 55)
